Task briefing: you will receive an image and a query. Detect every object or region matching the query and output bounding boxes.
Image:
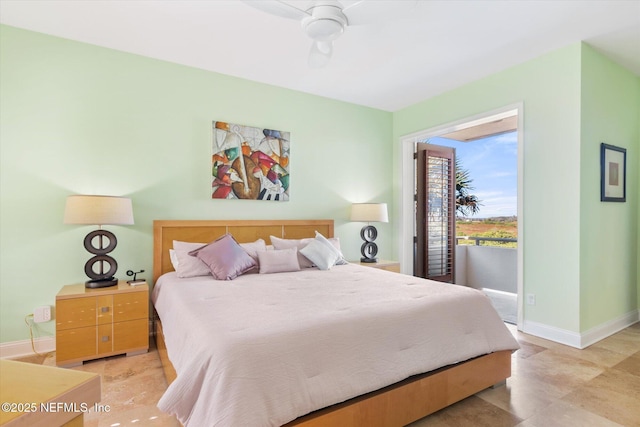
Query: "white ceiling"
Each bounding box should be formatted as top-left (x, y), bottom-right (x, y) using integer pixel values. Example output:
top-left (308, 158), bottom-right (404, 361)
top-left (1, 0), bottom-right (638, 112)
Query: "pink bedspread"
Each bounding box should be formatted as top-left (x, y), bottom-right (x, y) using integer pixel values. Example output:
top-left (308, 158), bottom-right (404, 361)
top-left (152, 264), bottom-right (519, 426)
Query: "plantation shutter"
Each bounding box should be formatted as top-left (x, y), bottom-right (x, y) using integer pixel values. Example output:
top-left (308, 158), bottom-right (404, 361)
top-left (415, 144), bottom-right (456, 282)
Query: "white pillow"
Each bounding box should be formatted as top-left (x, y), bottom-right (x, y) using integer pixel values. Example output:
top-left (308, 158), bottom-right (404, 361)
top-left (173, 240), bottom-right (212, 278)
top-left (299, 240), bottom-right (338, 270)
top-left (239, 239), bottom-right (267, 263)
top-left (270, 235), bottom-right (346, 268)
top-left (169, 249), bottom-right (179, 271)
top-left (328, 236), bottom-right (348, 265)
top-left (299, 232), bottom-right (347, 271)
top-left (257, 248), bottom-right (301, 274)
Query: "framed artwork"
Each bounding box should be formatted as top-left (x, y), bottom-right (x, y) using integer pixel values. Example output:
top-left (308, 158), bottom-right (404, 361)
top-left (600, 143), bottom-right (626, 202)
top-left (212, 121), bottom-right (290, 201)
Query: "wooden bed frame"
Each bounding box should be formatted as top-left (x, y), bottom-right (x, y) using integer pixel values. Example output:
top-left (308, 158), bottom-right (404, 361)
top-left (152, 219), bottom-right (512, 426)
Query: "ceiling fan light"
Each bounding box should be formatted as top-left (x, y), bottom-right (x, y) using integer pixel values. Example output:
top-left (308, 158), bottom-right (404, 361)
top-left (316, 40), bottom-right (332, 55)
top-left (308, 41), bottom-right (333, 68)
top-left (302, 5), bottom-right (348, 42)
top-left (303, 18), bottom-right (344, 41)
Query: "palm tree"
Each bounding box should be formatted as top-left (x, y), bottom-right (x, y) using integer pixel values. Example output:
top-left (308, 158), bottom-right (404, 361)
top-left (456, 158), bottom-right (481, 217)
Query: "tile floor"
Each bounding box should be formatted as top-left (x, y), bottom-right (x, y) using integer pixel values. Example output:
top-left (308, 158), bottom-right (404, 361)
top-left (15, 322), bottom-right (640, 427)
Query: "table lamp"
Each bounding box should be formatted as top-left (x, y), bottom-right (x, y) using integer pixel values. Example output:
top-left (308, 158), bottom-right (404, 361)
top-left (350, 203), bottom-right (388, 263)
top-left (64, 195), bottom-right (134, 288)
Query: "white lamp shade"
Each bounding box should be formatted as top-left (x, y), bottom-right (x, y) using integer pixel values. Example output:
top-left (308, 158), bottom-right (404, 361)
top-left (64, 195), bottom-right (134, 226)
top-left (350, 203), bottom-right (388, 223)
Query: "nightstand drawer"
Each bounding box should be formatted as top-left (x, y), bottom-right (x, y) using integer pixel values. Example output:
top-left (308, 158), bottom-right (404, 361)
top-left (114, 318), bottom-right (148, 352)
top-left (114, 292), bottom-right (148, 322)
top-left (56, 326), bottom-right (96, 362)
top-left (56, 298), bottom-right (97, 331)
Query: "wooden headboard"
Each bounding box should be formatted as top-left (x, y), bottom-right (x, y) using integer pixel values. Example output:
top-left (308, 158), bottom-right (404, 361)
top-left (153, 219), bottom-right (334, 283)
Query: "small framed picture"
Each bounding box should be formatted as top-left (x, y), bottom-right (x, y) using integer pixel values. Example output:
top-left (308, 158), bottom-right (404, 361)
top-left (600, 143), bottom-right (626, 202)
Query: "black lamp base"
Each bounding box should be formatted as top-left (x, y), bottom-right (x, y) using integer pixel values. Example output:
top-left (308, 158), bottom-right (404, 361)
top-left (83, 228), bottom-right (119, 288)
top-left (360, 225), bottom-right (380, 263)
top-left (85, 277), bottom-right (118, 289)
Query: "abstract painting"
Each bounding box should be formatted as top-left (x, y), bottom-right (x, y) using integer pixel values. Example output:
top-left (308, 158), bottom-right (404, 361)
top-left (212, 121), bottom-right (290, 201)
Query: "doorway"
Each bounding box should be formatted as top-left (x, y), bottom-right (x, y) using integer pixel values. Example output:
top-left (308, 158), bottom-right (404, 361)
top-left (400, 104), bottom-right (524, 328)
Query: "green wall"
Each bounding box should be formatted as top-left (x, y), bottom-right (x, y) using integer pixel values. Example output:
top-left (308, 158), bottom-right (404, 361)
top-left (394, 44), bottom-right (584, 332)
top-left (0, 25), bottom-right (393, 343)
top-left (393, 43), bottom-right (639, 336)
top-left (579, 45), bottom-right (640, 330)
top-left (1, 25), bottom-right (638, 346)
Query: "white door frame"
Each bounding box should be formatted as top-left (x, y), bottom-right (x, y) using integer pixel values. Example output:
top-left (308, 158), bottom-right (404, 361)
top-left (399, 102), bottom-right (524, 328)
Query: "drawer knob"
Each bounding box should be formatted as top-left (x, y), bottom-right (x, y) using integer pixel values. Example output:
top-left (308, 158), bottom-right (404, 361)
top-left (101, 307), bottom-right (110, 313)
top-left (101, 336), bottom-right (110, 342)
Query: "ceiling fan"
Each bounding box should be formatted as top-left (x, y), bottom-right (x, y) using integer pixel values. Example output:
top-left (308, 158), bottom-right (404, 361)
top-left (245, 1), bottom-right (411, 68)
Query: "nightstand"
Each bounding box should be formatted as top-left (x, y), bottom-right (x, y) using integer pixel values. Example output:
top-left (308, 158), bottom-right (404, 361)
top-left (56, 281), bottom-right (149, 367)
top-left (356, 260), bottom-right (401, 273)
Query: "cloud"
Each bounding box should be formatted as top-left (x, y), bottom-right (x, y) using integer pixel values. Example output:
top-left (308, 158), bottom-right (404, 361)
top-left (475, 190), bottom-right (504, 198)
top-left (471, 192), bottom-right (517, 217)
top-left (491, 132), bottom-right (518, 145)
top-left (488, 171), bottom-right (515, 178)
top-left (486, 132), bottom-right (518, 155)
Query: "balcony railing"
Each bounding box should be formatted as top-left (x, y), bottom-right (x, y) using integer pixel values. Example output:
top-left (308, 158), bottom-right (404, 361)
top-left (456, 236), bottom-right (517, 246)
top-left (455, 239), bottom-right (516, 294)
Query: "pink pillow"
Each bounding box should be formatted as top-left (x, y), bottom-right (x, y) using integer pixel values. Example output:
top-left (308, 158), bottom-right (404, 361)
top-left (270, 236), bottom-right (315, 268)
top-left (189, 234), bottom-right (257, 280)
top-left (257, 248), bottom-right (301, 274)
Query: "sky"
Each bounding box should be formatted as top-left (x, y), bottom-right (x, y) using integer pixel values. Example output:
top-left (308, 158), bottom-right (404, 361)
top-left (429, 131), bottom-right (518, 219)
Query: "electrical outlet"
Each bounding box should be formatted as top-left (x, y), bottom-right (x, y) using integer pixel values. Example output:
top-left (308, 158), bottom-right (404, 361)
top-left (526, 294), bottom-right (536, 306)
top-left (34, 305), bottom-right (51, 323)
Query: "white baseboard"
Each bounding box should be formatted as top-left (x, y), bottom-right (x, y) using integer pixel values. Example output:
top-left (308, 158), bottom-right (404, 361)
top-left (0, 336), bottom-right (55, 359)
top-left (579, 310), bottom-right (640, 349)
top-left (523, 309), bottom-right (640, 349)
top-left (522, 320), bottom-right (582, 348)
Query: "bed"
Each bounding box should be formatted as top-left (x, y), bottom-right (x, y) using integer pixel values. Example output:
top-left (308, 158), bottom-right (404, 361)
top-left (152, 219), bottom-right (519, 426)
